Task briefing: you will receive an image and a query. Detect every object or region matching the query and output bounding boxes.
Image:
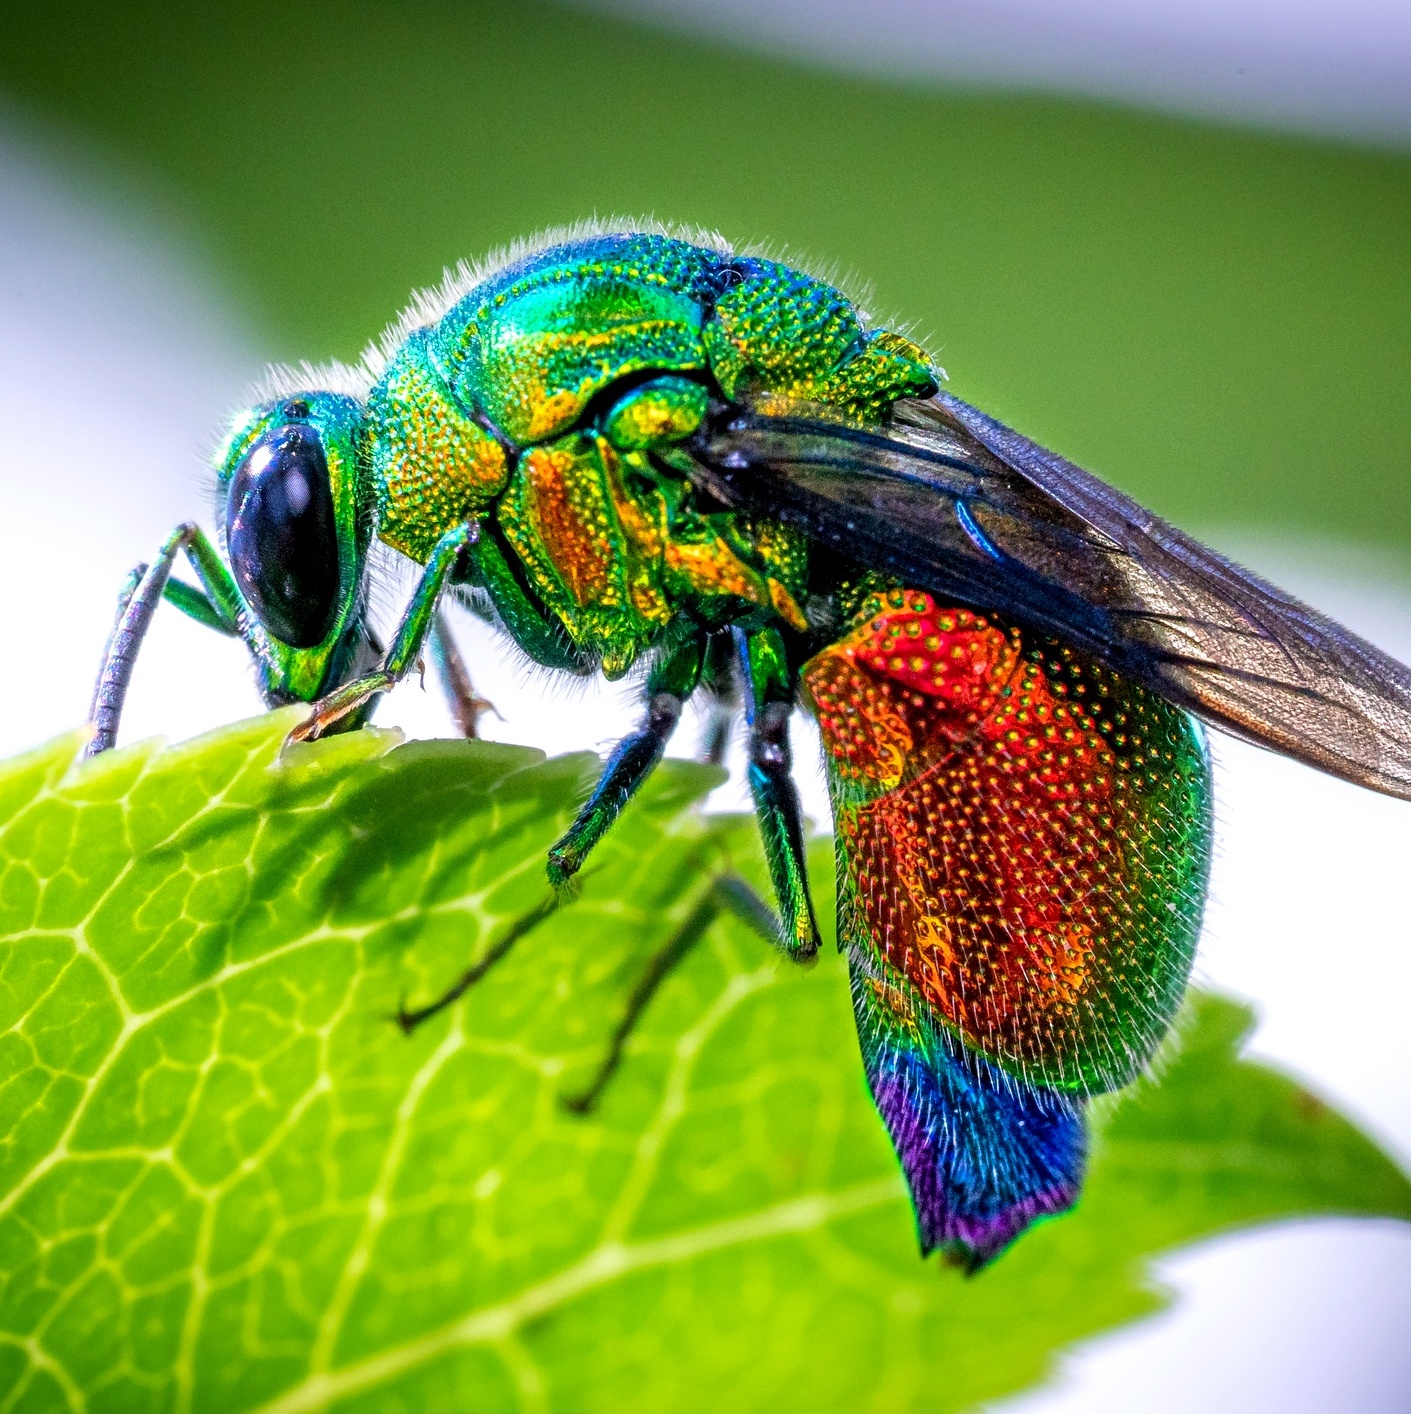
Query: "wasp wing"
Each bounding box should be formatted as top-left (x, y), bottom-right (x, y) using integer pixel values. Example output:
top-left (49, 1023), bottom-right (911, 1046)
top-left (685, 393), bottom-right (1411, 801)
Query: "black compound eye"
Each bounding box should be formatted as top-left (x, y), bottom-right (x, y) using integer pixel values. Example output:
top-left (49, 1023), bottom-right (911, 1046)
top-left (226, 423), bottom-right (340, 647)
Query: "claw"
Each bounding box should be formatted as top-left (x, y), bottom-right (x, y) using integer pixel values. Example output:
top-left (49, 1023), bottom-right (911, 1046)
top-left (284, 713), bottom-right (323, 749)
top-left (458, 692), bottom-right (500, 741)
top-left (283, 670), bottom-right (395, 749)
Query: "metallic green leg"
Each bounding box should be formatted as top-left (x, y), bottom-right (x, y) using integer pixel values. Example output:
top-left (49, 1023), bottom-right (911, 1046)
top-left (87, 523), bottom-right (245, 756)
top-left (736, 626), bottom-right (821, 961)
top-left (546, 631), bottom-right (706, 888)
top-left (287, 522), bottom-right (474, 744)
top-left (163, 579), bottom-right (238, 636)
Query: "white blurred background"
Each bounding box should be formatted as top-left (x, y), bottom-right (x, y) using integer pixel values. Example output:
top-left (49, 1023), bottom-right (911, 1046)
top-left (2, 11), bottom-right (1410, 1399)
top-left (587, 0), bottom-right (1411, 144)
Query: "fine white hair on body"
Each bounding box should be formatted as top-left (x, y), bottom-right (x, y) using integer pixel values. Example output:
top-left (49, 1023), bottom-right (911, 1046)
top-left (239, 216), bottom-right (920, 412)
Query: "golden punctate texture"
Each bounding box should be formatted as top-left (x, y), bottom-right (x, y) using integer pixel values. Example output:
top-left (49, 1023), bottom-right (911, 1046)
top-left (363, 234), bottom-right (938, 673)
top-left (496, 432), bottom-right (672, 676)
top-left (805, 589), bottom-right (1213, 1094)
top-left (703, 257), bottom-right (936, 419)
top-left (369, 335), bottom-right (509, 562)
top-left (604, 375), bottom-right (709, 450)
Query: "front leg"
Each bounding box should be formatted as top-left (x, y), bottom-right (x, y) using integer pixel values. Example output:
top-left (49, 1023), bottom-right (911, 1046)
top-left (286, 523), bottom-right (474, 744)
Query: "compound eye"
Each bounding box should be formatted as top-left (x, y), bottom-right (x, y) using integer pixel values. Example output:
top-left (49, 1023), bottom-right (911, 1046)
top-left (226, 423), bottom-right (340, 647)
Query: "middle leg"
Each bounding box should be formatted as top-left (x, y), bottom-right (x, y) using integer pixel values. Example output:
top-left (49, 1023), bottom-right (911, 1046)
top-left (546, 630), bottom-right (706, 888)
top-left (736, 625), bottom-right (822, 961)
top-left (429, 606), bottom-right (498, 740)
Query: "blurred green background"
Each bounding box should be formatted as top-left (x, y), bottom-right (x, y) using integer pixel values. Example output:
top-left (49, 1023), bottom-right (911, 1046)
top-left (1, 0), bottom-right (1409, 552)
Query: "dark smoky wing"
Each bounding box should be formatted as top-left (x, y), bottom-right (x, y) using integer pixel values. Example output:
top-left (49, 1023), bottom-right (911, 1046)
top-left (684, 394), bottom-right (1411, 802)
top-left (683, 410), bottom-right (1131, 654)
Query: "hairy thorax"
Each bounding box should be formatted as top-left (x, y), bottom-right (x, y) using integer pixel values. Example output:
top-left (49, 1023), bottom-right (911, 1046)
top-left (365, 231), bottom-right (937, 676)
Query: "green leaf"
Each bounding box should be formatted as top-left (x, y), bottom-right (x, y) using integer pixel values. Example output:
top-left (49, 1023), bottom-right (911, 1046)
top-left (1, 715), bottom-right (1407, 1413)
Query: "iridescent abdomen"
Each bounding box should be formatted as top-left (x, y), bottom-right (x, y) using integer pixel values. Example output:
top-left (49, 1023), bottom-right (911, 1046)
top-left (805, 587), bottom-right (1212, 1095)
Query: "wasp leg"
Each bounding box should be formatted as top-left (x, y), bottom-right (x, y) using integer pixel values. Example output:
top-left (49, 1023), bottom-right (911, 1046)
top-left (560, 872), bottom-right (780, 1114)
top-left (395, 891), bottom-right (560, 1034)
top-left (696, 630), bottom-right (739, 767)
top-left (428, 607), bottom-right (498, 740)
top-left (87, 523), bottom-right (244, 756)
top-left (162, 578), bottom-right (240, 637)
top-left (287, 522), bottom-right (474, 745)
top-left (736, 626), bottom-right (821, 962)
top-left (547, 694), bottom-right (684, 888)
top-left (546, 631), bottom-right (706, 888)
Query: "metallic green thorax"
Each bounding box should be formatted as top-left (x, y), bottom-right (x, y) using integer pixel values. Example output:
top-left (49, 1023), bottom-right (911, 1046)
top-left (357, 231), bottom-right (936, 679)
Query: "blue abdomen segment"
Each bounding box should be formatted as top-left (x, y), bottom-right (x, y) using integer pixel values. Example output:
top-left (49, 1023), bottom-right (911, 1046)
top-left (848, 947), bottom-right (1086, 1269)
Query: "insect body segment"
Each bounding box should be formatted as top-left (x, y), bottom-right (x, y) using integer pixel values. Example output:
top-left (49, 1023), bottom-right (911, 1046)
top-left (604, 375), bottom-right (708, 449)
top-left (849, 945), bottom-right (1086, 1270)
top-left (435, 232), bottom-right (724, 445)
top-left (705, 256), bottom-right (935, 419)
top-left (802, 587), bottom-right (1209, 1262)
top-left (363, 234), bottom-right (919, 683)
top-left (807, 589), bottom-right (1212, 1095)
top-left (89, 227), bottom-right (1411, 1271)
top-left (369, 330), bottom-right (509, 563)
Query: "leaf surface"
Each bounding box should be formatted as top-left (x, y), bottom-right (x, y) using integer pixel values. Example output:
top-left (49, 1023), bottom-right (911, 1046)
top-left (0, 715), bottom-right (1407, 1413)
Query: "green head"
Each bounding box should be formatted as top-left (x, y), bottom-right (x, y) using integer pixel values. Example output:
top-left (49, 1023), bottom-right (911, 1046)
top-left (214, 389), bottom-right (374, 704)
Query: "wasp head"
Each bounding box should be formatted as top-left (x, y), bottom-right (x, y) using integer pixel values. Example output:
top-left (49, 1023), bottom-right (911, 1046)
top-left (214, 390), bottom-right (374, 705)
